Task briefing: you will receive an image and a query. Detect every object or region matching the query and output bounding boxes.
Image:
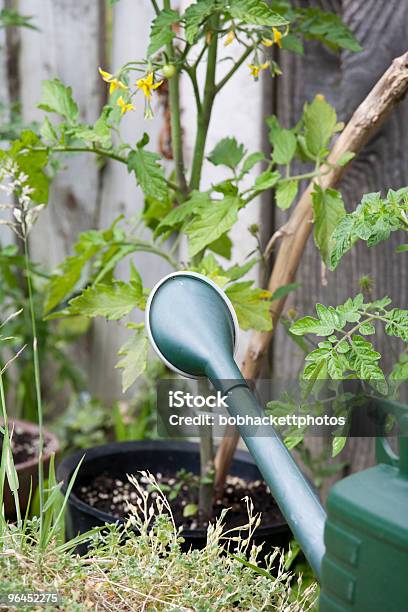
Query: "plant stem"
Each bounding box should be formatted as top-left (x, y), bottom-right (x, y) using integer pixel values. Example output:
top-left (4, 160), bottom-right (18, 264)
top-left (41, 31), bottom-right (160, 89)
top-left (167, 70), bottom-right (189, 196)
top-left (164, 0), bottom-right (189, 197)
top-left (30, 146), bottom-right (128, 165)
top-left (333, 312), bottom-right (390, 351)
top-left (185, 67), bottom-right (202, 114)
top-left (24, 240), bottom-right (44, 539)
top-left (215, 45), bottom-right (253, 94)
top-left (280, 168), bottom-right (330, 183)
top-left (189, 17), bottom-right (219, 191)
top-left (150, 0), bottom-right (160, 15)
top-left (121, 239), bottom-right (181, 270)
top-left (32, 146), bottom-right (180, 194)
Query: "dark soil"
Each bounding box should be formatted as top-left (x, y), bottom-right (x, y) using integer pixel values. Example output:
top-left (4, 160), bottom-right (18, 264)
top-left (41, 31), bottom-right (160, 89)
top-left (75, 470), bottom-right (284, 531)
top-left (0, 425), bottom-right (41, 465)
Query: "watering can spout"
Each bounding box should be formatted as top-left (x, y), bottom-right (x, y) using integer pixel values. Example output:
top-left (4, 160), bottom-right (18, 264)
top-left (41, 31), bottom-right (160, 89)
top-left (146, 271), bottom-right (326, 578)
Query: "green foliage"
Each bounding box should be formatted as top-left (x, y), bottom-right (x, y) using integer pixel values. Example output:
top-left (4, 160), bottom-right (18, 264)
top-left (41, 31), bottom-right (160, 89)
top-left (253, 170), bottom-right (280, 192)
top-left (270, 3), bottom-right (362, 54)
top-left (38, 79), bottom-right (79, 124)
top-left (290, 294), bottom-right (408, 386)
top-left (207, 137), bottom-right (246, 170)
top-left (276, 180), bottom-right (298, 210)
top-left (303, 95), bottom-right (339, 159)
top-left (44, 226), bottom-right (115, 314)
top-left (43, 219), bottom-right (156, 317)
top-left (147, 9), bottom-right (179, 57)
top-left (271, 282), bottom-right (300, 300)
top-left (266, 384), bottom-right (354, 457)
top-left (50, 393), bottom-right (109, 452)
top-left (226, 281), bottom-right (272, 331)
top-left (312, 185), bottom-right (346, 264)
top-left (68, 281), bottom-right (145, 320)
top-left (0, 8), bottom-right (37, 30)
top-left (0, 245), bottom-right (84, 421)
top-left (241, 151), bottom-right (265, 174)
top-left (264, 101), bottom-right (351, 216)
top-left (227, 0), bottom-right (288, 26)
top-left (128, 133), bottom-right (168, 201)
top-left (296, 443), bottom-right (346, 487)
top-left (115, 326), bottom-right (148, 393)
top-left (329, 188), bottom-right (408, 269)
top-left (297, 7), bottom-right (362, 52)
top-left (70, 108), bottom-right (113, 149)
top-left (183, 0), bottom-right (217, 44)
top-left (271, 128), bottom-right (297, 165)
top-left (178, 0), bottom-right (359, 54)
top-left (185, 196), bottom-right (240, 257)
top-left (0, 131), bottom-right (49, 204)
top-left (183, 502), bottom-right (199, 517)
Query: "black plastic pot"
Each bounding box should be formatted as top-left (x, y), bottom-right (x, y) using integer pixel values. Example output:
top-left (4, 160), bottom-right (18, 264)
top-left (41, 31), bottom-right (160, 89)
top-left (57, 440), bottom-right (291, 555)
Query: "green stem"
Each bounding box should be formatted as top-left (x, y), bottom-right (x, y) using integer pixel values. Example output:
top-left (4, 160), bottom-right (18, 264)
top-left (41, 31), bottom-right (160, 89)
top-left (185, 67), bottom-right (202, 114)
top-left (24, 240), bottom-right (44, 539)
top-left (215, 45), bottom-right (253, 94)
top-left (31, 146), bottom-right (181, 195)
top-left (333, 313), bottom-right (389, 351)
top-left (190, 17), bottom-right (219, 191)
top-left (280, 168), bottom-right (330, 183)
top-left (168, 70), bottom-right (189, 196)
top-left (30, 146), bottom-right (128, 165)
top-left (164, 0), bottom-right (188, 197)
top-left (121, 239), bottom-right (181, 270)
top-left (150, 0), bottom-right (160, 14)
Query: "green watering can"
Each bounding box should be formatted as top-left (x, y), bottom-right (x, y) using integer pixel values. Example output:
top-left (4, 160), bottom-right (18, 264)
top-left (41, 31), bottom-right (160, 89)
top-left (146, 271), bottom-right (408, 611)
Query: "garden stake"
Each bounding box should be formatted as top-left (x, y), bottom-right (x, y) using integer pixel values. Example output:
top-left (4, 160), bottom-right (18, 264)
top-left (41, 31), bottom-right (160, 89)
top-left (146, 271), bottom-right (408, 610)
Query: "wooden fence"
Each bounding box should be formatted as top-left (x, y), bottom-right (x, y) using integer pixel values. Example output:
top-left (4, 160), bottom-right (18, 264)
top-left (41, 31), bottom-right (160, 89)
top-left (1, 0), bottom-right (407, 479)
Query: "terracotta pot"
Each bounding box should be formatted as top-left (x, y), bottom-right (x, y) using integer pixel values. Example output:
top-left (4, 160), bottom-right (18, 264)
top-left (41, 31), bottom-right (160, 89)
top-left (1, 419), bottom-right (59, 518)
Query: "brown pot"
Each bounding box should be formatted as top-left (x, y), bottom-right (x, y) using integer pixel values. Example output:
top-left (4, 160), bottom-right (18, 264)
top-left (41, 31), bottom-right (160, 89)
top-left (1, 419), bottom-right (59, 518)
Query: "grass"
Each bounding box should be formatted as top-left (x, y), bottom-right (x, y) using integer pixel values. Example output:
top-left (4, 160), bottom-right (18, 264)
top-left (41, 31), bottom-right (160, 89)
top-left (0, 473), bottom-right (318, 611)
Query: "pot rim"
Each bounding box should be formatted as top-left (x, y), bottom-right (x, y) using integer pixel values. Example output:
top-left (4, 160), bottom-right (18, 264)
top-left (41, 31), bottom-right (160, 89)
top-left (1, 418), bottom-right (60, 472)
top-left (57, 439), bottom-right (289, 535)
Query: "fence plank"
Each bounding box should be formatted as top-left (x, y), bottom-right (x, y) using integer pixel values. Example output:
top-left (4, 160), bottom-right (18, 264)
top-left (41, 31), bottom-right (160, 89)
top-left (18, 0), bottom-right (105, 267)
top-left (0, 0), bottom-right (12, 243)
top-left (17, 0), bottom-right (105, 395)
top-left (271, 0), bottom-right (408, 478)
top-left (89, 0), bottom-right (171, 400)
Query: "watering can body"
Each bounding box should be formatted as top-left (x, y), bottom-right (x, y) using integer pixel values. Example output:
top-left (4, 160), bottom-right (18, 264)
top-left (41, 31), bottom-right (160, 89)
top-left (320, 463), bottom-right (408, 611)
top-left (320, 404), bottom-right (408, 611)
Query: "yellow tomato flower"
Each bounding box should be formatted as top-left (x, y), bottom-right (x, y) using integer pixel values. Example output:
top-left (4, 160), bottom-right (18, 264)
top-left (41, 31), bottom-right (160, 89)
top-left (117, 96), bottom-right (135, 115)
top-left (261, 38), bottom-right (273, 47)
top-left (98, 67), bottom-right (128, 94)
top-left (224, 30), bottom-right (235, 46)
top-left (272, 27), bottom-right (283, 48)
top-left (136, 72), bottom-right (163, 100)
top-left (248, 64), bottom-right (260, 78)
top-left (248, 61), bottom-right (270, 79)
